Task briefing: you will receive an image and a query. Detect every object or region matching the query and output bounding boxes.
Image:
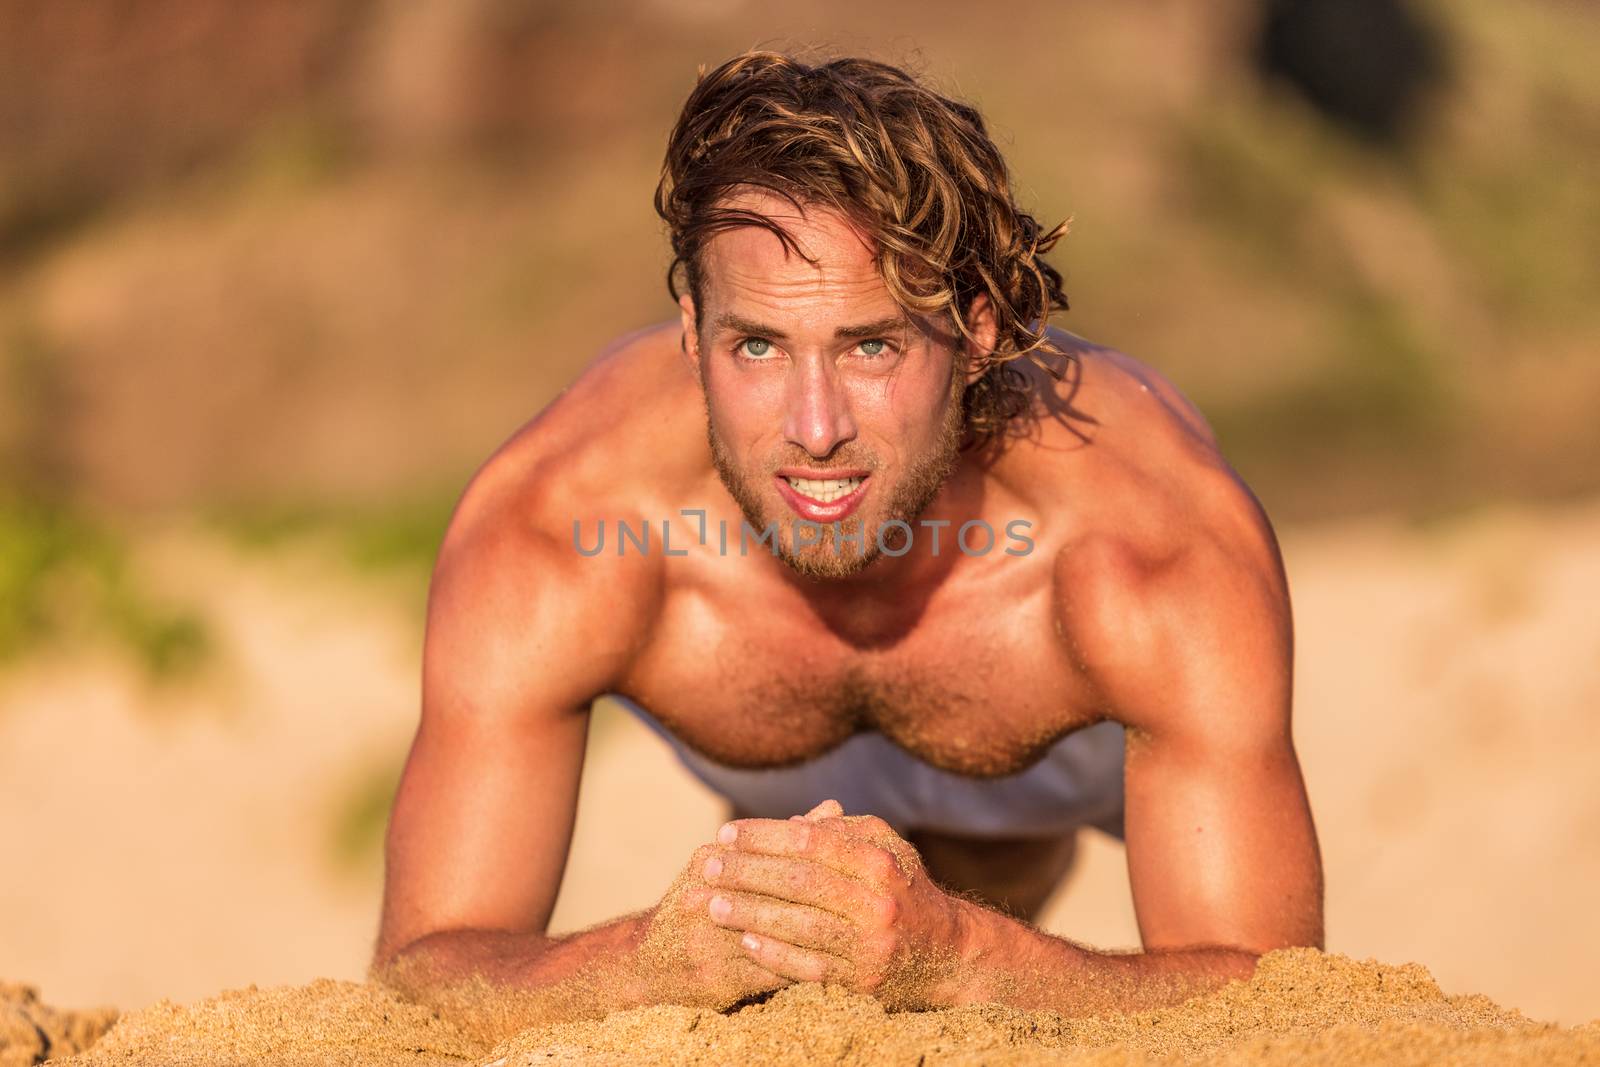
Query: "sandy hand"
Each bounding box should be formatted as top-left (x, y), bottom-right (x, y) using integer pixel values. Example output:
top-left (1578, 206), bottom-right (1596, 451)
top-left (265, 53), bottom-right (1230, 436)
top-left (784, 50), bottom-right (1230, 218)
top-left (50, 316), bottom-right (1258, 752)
top-left (635, 839), bottom-right (792, 1010)
top-left (700, 800), bottom-right (968, 1010)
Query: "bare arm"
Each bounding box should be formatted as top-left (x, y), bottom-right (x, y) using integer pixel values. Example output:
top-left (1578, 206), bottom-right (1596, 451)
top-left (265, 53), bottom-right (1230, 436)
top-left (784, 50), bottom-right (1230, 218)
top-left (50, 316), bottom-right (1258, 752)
top-left (949, 471), bottom-right (1323, 1012)
top-left (371, 477), bottom-right (673, 1029)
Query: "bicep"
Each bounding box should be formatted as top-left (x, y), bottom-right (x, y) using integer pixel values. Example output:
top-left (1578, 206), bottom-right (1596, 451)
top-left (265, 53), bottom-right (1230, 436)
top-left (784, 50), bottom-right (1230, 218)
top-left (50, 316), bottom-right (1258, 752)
top-left (376, 516), bottom-right (651, 960)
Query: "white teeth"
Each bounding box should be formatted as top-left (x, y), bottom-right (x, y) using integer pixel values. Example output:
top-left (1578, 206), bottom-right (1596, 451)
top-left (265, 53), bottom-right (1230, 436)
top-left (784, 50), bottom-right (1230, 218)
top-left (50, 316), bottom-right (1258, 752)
top-left (785, 476), bottom-right (863, 504)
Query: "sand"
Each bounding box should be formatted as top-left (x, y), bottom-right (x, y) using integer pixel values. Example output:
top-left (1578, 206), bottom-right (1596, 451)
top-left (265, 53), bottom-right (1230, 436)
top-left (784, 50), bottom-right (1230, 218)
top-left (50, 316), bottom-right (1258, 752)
top-left (12, 948), bottom-right (1591, 1066)
top-left (0, 983), bottom-right (115, 1067)
top-left (47, 980), bottom-right (477, 1067)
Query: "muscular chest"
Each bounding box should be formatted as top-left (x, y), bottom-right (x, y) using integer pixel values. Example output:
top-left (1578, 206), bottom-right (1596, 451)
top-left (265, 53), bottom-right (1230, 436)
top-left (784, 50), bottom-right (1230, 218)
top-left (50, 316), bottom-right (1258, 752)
top-left (619, 569), bottom-right (1096, 776)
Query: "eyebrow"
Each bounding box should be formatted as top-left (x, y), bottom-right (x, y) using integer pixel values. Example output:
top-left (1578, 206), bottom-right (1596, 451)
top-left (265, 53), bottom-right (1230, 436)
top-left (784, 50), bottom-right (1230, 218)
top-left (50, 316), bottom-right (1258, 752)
top-left (710, 312), bottom-right (912, 341)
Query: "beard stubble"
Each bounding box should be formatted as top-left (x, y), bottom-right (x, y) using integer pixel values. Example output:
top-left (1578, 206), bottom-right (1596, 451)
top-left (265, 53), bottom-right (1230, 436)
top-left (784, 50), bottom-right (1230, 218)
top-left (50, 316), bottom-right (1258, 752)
top-left (704, 364), bottom-right (968, 579)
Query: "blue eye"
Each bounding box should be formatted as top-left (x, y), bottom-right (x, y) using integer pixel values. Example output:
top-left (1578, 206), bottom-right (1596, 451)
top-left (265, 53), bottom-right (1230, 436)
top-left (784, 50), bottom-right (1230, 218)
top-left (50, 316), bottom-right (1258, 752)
top-left (739, 338), bottom-right (772, 358)
top-left (858, 339), bottom-right (887, 357)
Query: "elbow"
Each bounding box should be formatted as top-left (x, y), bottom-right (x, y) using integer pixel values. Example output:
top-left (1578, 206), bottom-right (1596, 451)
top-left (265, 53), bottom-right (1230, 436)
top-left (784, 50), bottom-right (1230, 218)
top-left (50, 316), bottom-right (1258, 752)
top-left (369, 925), bottom-right (559, 996)
top-left (1220, 946), bottom-right (1263, 981)
top-left (369, 934), bottom-right (425, 988)
top-left (369, 927), bottom-right (460, 993)
top-left (1181, 942), bottom-right (1264, 980)
top-left (1234, 919), bottom-right (1325, 959)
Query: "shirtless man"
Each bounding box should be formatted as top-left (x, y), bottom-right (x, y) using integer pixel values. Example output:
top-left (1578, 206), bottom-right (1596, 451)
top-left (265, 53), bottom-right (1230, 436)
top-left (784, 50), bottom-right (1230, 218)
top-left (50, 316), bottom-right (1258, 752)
top-left (373, 51), bottom-right (1323, 1028)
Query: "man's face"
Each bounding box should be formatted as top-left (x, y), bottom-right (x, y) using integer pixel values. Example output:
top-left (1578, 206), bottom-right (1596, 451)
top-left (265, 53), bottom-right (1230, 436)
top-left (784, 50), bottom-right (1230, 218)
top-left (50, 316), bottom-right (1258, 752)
top-left (680, 190), bottom-right (987, 579)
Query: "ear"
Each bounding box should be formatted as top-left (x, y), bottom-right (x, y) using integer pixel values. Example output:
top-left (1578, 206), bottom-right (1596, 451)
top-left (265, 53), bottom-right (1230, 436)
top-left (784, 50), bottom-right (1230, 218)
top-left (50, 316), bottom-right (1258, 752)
top-left (960, 292), bottom-right (998, 386)
top-left (677, 293), bottom-right (702, 375)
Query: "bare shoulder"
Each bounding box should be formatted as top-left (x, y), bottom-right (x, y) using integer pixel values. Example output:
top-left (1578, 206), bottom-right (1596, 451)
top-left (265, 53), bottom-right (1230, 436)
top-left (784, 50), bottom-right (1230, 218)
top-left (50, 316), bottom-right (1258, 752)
top-left (1022, 333), bottom-right (1292, 739)
top-left (1015, 327), bottom-right (1221, 459)
top-left (422, 322), bottom-right (696, 723)
top-left (1005, 328), bottom-right (1268, 549)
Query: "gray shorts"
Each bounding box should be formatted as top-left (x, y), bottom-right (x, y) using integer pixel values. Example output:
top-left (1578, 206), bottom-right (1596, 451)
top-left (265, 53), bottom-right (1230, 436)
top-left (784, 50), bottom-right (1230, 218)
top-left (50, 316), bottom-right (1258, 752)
top-left (612, 695), bottom-right (1126, 841)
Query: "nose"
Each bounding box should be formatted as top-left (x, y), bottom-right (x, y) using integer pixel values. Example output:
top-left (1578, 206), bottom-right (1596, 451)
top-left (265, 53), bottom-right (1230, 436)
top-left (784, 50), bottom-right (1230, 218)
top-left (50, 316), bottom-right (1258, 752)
top-left (782, 354), bottom-right (857, 459)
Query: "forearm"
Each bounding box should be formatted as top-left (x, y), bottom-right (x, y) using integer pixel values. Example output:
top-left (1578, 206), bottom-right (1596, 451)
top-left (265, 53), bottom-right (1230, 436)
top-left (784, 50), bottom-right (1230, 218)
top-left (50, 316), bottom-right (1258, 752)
top-left (372, 912), bottom-right (662, 1041)
top-left (942, 899), bottom-right (1258, 1015)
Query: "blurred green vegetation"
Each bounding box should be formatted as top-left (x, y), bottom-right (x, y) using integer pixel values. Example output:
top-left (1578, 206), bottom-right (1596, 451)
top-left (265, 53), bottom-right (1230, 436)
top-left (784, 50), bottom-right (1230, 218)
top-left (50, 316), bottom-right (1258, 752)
top-left (0, 498), bottom-right (210, 677)
top-left (1208, 288), bottom-right (1456, 466)
top-left (204, 491), bottom-right (456, 578)
top-left (1168, 105), bottom-right (1463, 474)
top-left (200, 491), bottom-right (458, 631)
top-left (329, 755), bottom-right (404, 871)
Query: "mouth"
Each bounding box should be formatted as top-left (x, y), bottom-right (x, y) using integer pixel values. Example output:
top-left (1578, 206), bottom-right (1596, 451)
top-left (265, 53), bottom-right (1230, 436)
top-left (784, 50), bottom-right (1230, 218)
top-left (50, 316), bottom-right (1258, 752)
top-left (773, 472), bottom-right (870, 522)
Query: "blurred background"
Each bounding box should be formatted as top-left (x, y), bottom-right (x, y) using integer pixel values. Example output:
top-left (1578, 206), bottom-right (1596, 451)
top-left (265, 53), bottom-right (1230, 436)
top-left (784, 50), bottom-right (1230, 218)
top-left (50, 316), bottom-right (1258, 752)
top-left (1, 0), bottom-right (1596, 1028)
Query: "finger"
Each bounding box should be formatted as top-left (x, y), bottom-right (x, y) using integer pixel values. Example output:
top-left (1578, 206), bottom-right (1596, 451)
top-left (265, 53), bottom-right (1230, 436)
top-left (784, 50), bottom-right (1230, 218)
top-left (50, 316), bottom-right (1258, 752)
top-left (720, 818), bottom-right (906, 888)
top-left (721, 815), bottom-right (883, 866)
top-left (817, 814), bottom-right (924, 879)
top-left (829, 813), bottom-right (897, 843)
top-left (737, 931), bottom-right (849, 985)
top-left (727, 949), bottom-right (790, 991)
top-left (802, 799), bottom-right (845, 820)
top-left (707, 890), bottom-right (855, 956)
top-left (705, 850), bottom-right (881, 923)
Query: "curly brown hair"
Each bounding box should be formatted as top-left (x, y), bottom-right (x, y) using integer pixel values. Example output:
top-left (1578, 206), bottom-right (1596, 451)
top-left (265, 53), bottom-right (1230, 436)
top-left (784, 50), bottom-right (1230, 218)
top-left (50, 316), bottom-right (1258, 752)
top-left (653, 50), bottom-right (1072, 442)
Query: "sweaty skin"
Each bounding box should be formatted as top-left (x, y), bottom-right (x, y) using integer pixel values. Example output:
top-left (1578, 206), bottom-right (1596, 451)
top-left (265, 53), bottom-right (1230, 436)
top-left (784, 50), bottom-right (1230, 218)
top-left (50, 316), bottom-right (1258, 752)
top-left (372, 192), bottom-right (1324, 1036)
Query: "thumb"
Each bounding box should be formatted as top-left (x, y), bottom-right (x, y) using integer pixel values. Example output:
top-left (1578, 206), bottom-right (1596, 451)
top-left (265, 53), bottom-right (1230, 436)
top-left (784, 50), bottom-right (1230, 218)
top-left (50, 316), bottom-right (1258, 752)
top-left (792, 798), bottom-right (845, 822)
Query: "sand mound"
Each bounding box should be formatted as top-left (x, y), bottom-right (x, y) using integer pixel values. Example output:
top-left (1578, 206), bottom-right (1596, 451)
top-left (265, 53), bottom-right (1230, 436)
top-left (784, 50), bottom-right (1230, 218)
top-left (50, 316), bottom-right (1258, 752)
top-left (56, 979), bottom-right (479, 1066)
top-left (30, 949), bottom-right (1600, 1066)
top-left (0, 982), bottom-right (116, 1067)
top-left (489, 949), bottom-right (1599, 1066)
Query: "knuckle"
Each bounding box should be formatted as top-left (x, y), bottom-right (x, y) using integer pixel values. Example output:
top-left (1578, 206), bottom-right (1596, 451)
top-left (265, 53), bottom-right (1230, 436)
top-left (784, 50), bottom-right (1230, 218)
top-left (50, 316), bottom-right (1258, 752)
top-left (784, 863), bottom-right (811, 895)
top-left (866, 849), bottom-right (899, 882)
top-left (870, 892), bottom-right (900, 927)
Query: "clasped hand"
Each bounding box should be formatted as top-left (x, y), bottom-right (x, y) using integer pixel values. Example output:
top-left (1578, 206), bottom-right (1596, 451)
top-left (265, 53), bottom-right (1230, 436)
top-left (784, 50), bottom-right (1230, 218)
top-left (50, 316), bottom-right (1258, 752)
top-left (700, 799), bottom-right (968, 1009)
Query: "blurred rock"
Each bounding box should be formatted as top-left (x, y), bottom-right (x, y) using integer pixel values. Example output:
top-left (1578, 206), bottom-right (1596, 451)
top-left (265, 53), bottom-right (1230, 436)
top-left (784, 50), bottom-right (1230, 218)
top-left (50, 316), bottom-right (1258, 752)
top-left (1252, 0), bottom-right (1449, 145)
